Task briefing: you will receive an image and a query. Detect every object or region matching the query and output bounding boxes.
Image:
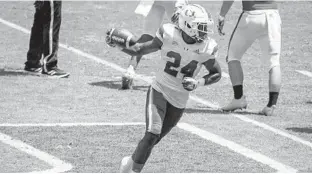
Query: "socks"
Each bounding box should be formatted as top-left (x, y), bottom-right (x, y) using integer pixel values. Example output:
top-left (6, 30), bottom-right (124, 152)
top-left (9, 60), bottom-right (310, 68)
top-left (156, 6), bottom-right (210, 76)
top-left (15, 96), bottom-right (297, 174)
top-left (267, 92), bottom-right (279, 107)
top-left (233, 85), bottom-right (243, 99)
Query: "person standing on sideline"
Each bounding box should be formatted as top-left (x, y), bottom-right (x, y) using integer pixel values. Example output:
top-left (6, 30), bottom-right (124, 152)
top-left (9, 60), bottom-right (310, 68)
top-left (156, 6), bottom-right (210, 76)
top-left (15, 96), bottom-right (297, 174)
top-left (25, 0), bottom-right (69, 78)
top-left (218, 0), bottom-right (282, 116)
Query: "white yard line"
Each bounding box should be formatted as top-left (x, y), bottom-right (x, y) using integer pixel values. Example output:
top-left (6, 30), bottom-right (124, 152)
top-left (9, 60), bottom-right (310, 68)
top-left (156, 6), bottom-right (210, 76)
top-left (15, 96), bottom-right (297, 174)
top-left (1, 17), bottom-right (310, 150)
top-left (0, 121), bottom-right (297, 172)
top-left (0, 122), bottom-right (145, 127)
top-left (0, 132), bottom-right (72, 173)
top-left (296, 70), bottom-right (312, 78)
top-left (177, 123), bottom-right (297, 173)
top-left (189, 96), bottom-right (312, 150)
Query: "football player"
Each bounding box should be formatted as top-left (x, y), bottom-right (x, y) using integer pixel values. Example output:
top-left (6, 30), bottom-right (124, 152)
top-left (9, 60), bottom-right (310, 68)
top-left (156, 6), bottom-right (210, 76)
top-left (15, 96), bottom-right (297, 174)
top-left (121, 0), bottom-right (188, 89)
top-left (218, 0), bottom-right (282, 116)
top-left (107, 4), bottom-right (222, 172)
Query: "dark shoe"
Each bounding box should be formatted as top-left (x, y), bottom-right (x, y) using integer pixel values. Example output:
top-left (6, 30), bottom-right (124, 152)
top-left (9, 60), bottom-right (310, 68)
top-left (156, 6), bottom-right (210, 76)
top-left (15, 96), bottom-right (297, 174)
top-left (24, 63), bottom-right (42, 74)
top-left (42, 66), bottom-right (70, 78)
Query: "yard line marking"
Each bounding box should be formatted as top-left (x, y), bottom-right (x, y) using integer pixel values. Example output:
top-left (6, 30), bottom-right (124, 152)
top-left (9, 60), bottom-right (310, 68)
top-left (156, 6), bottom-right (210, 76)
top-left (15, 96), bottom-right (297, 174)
top-left (1, 18), bottom-right (311, 151)
top-left (231, 114), bottom-right (312, 148)
top-left (189, 96), bottom-right (312, 150)
top-left (0, 122), bottom-right (145, 127)
top-left (0, 131), bottom-right (72, 173)
top-left (1, 122), bottom-right (296, 172)
top-left (296, 70), bottom-right (312, 78)
top-left (177, 123), bottom-right (297, 173)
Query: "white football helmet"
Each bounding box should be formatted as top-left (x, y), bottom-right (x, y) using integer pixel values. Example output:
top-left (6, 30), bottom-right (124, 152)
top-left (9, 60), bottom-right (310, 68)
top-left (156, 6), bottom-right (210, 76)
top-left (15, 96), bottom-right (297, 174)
top-left (177, 4), bottom-right (214, 42)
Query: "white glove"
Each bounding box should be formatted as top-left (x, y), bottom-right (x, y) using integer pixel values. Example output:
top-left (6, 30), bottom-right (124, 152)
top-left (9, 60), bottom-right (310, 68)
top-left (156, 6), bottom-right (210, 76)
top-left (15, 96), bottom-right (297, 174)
top-left (182, 77), bottom-right (199, 91)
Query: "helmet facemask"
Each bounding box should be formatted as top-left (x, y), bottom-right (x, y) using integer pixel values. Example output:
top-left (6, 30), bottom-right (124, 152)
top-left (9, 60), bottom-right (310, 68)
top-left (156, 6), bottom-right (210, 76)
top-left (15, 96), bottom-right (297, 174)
top-left (177, 4), bottom-right (214, 43)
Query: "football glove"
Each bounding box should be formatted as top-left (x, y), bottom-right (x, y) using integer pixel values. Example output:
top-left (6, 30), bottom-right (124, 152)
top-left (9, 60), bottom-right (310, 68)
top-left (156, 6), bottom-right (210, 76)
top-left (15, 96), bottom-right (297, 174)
top-left (217, 15), bottom-right (225, 36)
top-left (182, 77), bottom-right (199, 91)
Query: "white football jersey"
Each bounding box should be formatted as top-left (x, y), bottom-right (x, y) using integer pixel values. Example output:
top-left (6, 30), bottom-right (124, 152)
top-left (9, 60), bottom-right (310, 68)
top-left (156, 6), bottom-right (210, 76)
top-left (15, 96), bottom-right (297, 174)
top-left (152, 23), bottom-right (218, 108)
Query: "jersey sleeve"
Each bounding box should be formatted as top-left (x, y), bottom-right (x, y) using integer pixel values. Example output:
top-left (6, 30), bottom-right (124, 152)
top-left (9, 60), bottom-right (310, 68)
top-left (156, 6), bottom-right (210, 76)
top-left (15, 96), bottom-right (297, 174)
top-left (155, 25), bottom-right (165, 47)
top-left (202, 38), bottom-right (219, 60)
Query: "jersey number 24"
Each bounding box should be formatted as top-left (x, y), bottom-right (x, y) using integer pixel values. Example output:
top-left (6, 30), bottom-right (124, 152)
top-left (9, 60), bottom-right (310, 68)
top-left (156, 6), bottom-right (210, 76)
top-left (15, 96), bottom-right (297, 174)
top-left (164, 51), bottom-right (198, 78)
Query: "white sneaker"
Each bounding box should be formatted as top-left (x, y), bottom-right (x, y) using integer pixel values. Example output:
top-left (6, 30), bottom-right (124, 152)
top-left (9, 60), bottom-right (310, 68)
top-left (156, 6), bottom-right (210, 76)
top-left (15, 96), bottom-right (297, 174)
top-left (121, 66), bottom-right (135, 90)
top-left (119, 156), bottom-right (133, 173)
top-left (259, 105), bottom-right (276, 116)
top-left (222, 96), bottom-right (247, 112)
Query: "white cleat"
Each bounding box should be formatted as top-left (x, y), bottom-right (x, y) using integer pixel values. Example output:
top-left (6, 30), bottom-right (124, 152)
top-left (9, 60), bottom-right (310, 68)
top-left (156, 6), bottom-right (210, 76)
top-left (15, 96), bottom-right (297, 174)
top-left (121, 66), bottom-right (135, 90)
top-left (259, 105), bottom-right (276, 116)
top-left (222, 96), bottom-right (247, 112)
top-left (119, 156), bottom-right (134, 173)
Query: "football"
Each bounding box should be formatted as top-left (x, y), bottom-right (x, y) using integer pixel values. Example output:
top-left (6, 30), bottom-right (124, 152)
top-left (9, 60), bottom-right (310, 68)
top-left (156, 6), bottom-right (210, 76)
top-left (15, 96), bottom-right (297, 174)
top-left (106, 28), bottom-right (137, 49)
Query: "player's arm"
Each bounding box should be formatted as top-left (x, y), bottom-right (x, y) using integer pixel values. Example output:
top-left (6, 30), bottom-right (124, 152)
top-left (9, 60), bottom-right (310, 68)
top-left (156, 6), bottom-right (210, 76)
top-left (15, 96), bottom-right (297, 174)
top-left (106, 26), bottom-right (165, 57)
top-left (219, 0), bottom-right (234, 17)
top-left (197, 58), bottom-right (222, 86)
top-left (218, 0), bottom-right (234, 35)
top-left (121, 37), bottom-right (162, 56)
top-left (182, 58), bottom-right (222, 91)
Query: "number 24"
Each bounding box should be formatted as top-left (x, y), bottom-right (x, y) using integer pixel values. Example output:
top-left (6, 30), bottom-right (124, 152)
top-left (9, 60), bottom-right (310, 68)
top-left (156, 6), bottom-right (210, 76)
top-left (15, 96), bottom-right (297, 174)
top-left (164, 51), bottom-right (198, 78)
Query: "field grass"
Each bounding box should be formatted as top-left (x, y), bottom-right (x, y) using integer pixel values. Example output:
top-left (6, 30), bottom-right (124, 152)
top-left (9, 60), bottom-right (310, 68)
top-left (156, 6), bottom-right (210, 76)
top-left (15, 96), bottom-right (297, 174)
top-left (0, 1), bottom-right (312, 173)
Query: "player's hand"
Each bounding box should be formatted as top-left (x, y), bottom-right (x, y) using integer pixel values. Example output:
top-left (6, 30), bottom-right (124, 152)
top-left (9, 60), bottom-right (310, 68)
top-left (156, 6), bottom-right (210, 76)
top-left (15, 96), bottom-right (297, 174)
top-left (182, 77), bottom-right (199, 91)
top-left (34, 0), bottom-right (44, 10)
top-left (217, 15), bottom-right (225, 36)
top-left (105, 28), bottom-right (117, 48)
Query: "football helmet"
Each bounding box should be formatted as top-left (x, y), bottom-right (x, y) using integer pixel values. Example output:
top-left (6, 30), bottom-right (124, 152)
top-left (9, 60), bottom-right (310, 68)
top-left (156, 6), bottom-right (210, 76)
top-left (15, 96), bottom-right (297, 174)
top-left (177, 4), bottom-right (214, 42)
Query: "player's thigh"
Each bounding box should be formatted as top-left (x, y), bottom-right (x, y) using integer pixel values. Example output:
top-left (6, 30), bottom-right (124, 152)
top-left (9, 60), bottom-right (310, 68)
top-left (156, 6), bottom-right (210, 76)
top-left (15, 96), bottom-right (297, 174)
top-left (259, 10), bottom-right (281, 70)
top-left (145, 86), bottom-right (167, 135)
top-left (143, 3), bottom-right (166, 36)
top-left (227, 12), bottom-right (257, 62)
top-left (160, 102), bottom-right (184, 139)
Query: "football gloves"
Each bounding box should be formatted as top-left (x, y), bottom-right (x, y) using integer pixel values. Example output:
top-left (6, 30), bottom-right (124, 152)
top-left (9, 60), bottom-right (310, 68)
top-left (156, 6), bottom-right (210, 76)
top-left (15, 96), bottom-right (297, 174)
top-left (217, 15), bottom-right (225, 36)
top-left (182, 77), bottom-right (199, 91)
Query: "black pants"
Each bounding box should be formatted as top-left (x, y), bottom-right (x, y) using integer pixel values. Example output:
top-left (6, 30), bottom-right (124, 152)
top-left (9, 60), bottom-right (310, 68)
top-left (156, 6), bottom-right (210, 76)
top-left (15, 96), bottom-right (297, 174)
top-left (26, 0), bottom-right (62, 69)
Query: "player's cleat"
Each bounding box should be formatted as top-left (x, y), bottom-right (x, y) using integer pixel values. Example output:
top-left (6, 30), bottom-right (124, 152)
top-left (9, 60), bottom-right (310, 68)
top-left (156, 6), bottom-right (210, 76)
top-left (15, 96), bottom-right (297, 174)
top-left (221, 96), bottom-right (247, 112)
top-left (121, 65), bottom-right (135, 90)
top-left (259, 105), bottom-right (276, 116)
top-left (42, 66), bottom-right (70, 78)
top-left (119, 156), bottom-right (134, 173)
top-left (24, 64), bottom-right (42, 74)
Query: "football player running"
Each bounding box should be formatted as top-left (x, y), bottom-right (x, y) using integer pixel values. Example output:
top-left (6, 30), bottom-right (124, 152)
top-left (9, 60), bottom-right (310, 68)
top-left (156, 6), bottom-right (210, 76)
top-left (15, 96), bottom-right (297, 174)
top-left (121, 0), bottom-right (188, 89)
top-left (107, 4), bottom-right (222, 173)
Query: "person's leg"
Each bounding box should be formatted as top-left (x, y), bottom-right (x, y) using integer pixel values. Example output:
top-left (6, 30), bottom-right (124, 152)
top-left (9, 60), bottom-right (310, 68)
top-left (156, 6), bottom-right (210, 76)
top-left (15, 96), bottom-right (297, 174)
top-left (42, 0), bottom-right (69, 78)
top-left (222, 12), bottom-right (255, 111)
top-left (120, 87), bottom-right (166, 173)
top-left (259, 10), bottom-right (282, 116)
top-left (25, 1), bottom-right (46, 72)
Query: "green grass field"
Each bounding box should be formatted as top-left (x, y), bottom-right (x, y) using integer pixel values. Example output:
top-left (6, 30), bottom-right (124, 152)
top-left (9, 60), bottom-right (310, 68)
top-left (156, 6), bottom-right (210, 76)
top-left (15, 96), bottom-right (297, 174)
top-left (0, 1), bottom-right (312, 173)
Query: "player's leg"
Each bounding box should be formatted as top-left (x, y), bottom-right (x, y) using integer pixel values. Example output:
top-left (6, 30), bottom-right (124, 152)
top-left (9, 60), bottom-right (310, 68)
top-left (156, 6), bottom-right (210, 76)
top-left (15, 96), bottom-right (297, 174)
top-left (25, 1), bottom-right (46, 73)
top-left (154, 101), bottom-right (184, 145)
top-left (120, 86), bottom-right (166, 173)
top-left (42, 0), bottom-right (69, 78)
top-left (259, 10), bottom-right (282, 116)
top-left (222, 12), bottom-right (256, 111)
top-left (122, 3), bottom-right (166, 89)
